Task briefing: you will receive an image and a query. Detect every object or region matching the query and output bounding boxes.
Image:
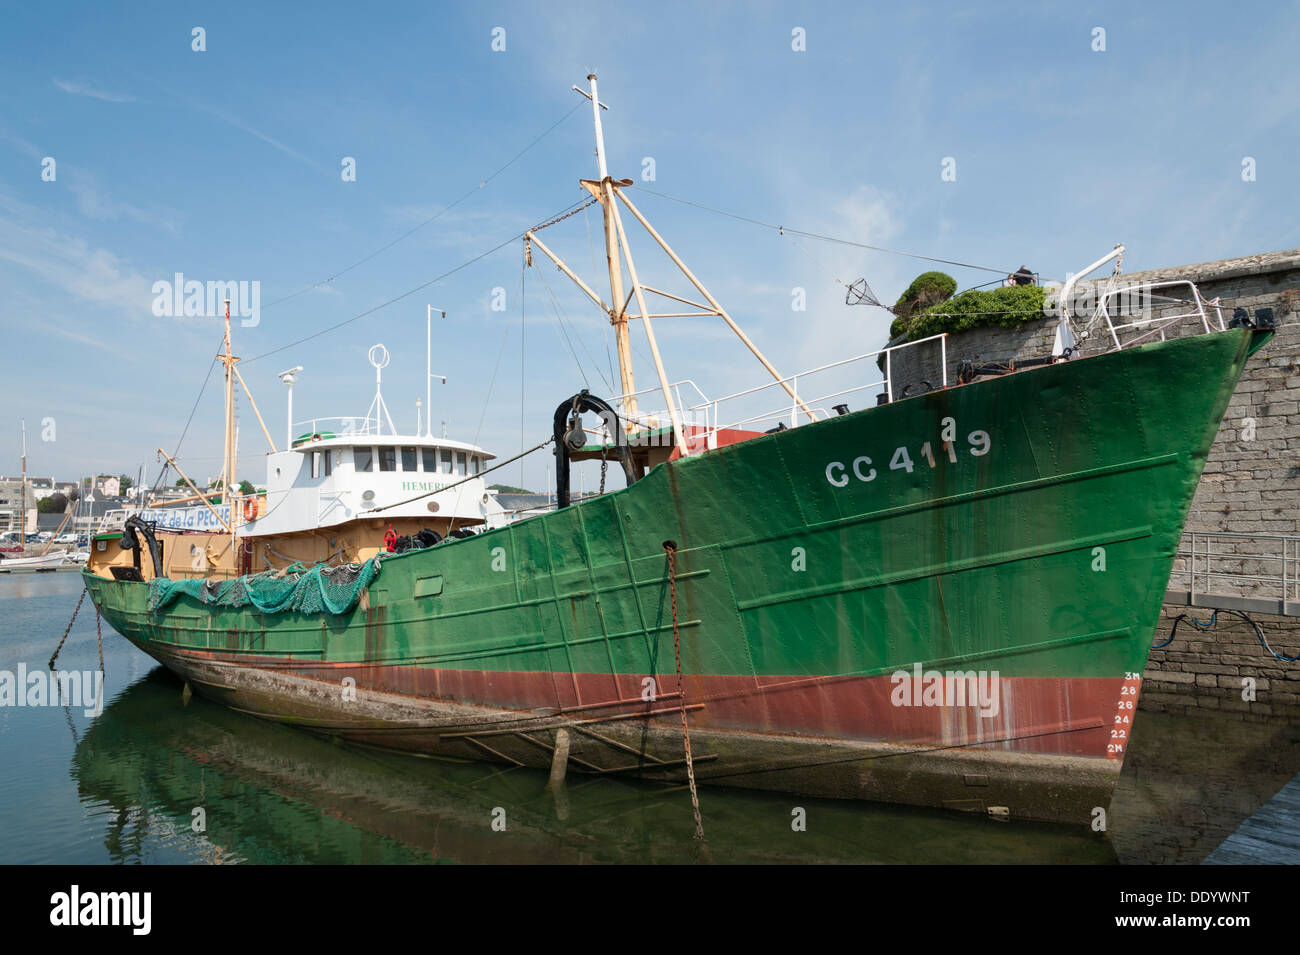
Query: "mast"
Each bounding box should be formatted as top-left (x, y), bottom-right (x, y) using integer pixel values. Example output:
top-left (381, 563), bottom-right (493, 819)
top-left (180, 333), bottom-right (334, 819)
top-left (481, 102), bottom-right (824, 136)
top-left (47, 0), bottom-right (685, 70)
top-left (221, 299), bottom-right (236, 505)
top-left (427, 305), bottom-right (433, 437)
top-left (583, 75), bottom-right (639, 426)
top-left (425, 305), bottom-right (446, 437)
top-left (19, 419), bottom-right (25, 545)
top-left (535, 75), bottom-right (811, 454)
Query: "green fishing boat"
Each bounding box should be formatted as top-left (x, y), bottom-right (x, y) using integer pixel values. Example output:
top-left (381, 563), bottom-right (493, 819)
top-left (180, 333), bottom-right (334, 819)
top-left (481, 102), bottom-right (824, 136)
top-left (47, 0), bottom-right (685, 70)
top-left (83, 77), bottom-right (1272, 825)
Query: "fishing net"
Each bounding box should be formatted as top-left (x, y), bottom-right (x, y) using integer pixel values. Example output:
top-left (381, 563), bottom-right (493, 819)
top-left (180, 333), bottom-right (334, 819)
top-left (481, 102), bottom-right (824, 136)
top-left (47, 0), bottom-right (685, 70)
top-left (147, 556), bottom-right (384, 615)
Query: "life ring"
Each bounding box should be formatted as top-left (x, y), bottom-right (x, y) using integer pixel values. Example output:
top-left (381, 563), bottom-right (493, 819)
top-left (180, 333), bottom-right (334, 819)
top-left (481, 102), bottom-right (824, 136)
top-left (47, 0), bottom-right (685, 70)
top-left (384, 524), bottom-right (398, 552)
top-left (243, 497), bottom-right (257, 522)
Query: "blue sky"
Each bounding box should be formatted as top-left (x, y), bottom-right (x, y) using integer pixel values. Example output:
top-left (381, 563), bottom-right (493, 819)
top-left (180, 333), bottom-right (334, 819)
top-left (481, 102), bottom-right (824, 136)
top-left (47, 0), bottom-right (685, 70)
top-left (2, 1), bottom-right (1297, 491)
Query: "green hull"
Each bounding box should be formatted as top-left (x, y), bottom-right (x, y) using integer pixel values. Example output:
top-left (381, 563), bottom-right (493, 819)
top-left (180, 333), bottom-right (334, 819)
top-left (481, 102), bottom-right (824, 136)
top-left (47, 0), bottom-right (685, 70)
top-left (87, 329), bottom-right (1257, 823)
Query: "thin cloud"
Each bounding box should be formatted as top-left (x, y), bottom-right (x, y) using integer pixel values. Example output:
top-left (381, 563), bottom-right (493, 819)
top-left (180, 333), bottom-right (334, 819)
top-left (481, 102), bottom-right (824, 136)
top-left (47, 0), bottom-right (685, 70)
top-left (189, 99), bottom-right (327, 172)
top-left (53, 78), bottom-right (137, 103)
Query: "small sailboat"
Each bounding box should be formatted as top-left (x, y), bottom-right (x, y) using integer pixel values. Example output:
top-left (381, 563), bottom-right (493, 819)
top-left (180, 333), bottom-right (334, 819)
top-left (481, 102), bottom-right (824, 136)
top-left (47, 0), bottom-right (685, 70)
top-left (0, 426), bottom-right (75, 574)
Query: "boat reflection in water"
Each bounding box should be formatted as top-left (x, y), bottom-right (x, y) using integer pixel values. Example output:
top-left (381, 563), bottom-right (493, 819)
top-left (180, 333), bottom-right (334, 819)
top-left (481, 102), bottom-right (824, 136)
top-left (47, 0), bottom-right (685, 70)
top-left (72, 668), bottom-right (1115, 864)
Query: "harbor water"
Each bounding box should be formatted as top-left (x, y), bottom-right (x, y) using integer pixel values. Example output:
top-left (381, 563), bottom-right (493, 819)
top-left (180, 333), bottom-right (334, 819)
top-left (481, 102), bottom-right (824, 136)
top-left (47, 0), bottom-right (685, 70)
top-left (1, 574), bottom-right (1294, 865)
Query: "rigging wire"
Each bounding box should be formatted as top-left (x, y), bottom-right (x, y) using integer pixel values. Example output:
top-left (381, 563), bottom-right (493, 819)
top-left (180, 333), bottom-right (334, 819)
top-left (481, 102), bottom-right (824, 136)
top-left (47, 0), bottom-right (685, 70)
top-left (155, 348), bottom-right (222, 493)
top-left (241, 196), bottom-right (593, 366)
top-left (155, 103), bottom-right (584, 476)
top-left (635, 186), bottom-right (1018, 276)
top-left (582, 202), bottom-right (619, 392)
top-left (470, 271), bottom-right (524, 452)
top-left (535, 265), bottom-right (589, 388)
top-left (534, 259), bottom-right (616, 393)
top-left (521, 247), bottom-right (527, 489)
top-left (259, 101), bottom-right (586, 312)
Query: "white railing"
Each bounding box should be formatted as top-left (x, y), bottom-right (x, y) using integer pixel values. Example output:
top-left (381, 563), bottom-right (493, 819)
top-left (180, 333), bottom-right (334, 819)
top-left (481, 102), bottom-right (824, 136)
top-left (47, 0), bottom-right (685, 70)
top-left (605, 333), bottom-right (948, 454)
top-left (1095, 280), bottom-right (1228, 351)
top-left (291, 415), bottom-right (389, 440)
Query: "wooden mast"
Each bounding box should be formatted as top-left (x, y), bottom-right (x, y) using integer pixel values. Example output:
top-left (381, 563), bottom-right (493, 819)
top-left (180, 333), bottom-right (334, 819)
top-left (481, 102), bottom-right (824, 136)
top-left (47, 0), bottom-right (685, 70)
top-left (221, 299), bottom-right (236, 506)
top-left (581, 75), bottom-right (639, 430)
top-left (18, 419), bottom-right (25, 548)
top-left (538, 75), bottom-right (812, 451)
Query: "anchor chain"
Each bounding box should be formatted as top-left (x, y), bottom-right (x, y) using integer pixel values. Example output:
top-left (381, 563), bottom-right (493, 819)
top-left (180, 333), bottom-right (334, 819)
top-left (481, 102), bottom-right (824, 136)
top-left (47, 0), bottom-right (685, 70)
top-left (48, 588), bottom-right (87, 670)
top-left (664, 540), bottom-right (706, 844)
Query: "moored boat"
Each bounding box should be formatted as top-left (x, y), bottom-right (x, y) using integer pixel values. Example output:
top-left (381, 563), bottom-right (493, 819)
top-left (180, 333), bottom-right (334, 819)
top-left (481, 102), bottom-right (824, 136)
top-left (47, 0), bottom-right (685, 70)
top-left (82, 77), bottom-right (1273, 825)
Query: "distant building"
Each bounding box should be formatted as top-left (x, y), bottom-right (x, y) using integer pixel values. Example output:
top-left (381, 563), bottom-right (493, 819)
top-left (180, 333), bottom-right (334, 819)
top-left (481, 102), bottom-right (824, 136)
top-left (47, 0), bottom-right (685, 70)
top-left (0, 478), bottom-right (36, 534)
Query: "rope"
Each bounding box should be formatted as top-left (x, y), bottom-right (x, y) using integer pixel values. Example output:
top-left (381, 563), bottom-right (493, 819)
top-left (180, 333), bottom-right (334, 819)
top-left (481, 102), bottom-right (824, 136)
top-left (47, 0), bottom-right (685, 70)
top-left (664, 540), bottom-right (706, 845)
top-left (364, 437), bottom-right (554, 514)
top-left (1155, 609), bottom-right (1299, 662)
top-left (242, 196), bottom-right (594, 366)
top-left (259, 101), bottom-right (586, 311)
top-left (48, 588), bottom-right (87, 669)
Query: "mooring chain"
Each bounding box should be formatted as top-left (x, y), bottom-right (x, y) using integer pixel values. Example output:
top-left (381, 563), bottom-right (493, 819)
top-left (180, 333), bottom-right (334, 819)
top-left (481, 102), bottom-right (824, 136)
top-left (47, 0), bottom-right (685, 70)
top-left (599, 451), bottom-right (608, 495)
top-left (664, 541), bottom-right (706, 844)
top-left (95, 606), bottom-right (104, 676)
top-left (48, 588), bottom-right (87, 670)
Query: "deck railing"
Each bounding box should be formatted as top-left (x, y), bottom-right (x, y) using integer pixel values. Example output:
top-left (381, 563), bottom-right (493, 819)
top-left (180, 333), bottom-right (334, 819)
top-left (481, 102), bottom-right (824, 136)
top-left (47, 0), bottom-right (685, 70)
top-left (609, 332), bottom-right (949, 452)
top-left (1167, 531), bottom-right (1300, 617)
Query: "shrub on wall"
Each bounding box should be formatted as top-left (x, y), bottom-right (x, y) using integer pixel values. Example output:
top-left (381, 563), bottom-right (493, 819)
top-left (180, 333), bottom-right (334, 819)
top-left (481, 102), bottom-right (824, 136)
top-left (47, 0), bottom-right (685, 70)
top-left (890, 272), bottom-right (957, 338)
top-left (896, 283), bottom-right (1046, 341)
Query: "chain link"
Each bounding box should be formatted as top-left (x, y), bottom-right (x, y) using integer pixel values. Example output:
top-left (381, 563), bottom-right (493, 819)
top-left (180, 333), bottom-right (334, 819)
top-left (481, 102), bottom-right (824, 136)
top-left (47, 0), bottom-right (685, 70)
top-left (530, 197), bottom-right (599, 234)
top-left (48, 588), bottom-right (87, 669)
top-left (664, 541), bottom-right (705, 844)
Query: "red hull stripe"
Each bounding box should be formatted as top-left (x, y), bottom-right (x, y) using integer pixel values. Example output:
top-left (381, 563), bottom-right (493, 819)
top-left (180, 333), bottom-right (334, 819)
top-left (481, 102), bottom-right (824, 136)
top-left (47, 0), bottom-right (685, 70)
top-left (161, 644), bottom-right (1130, 758)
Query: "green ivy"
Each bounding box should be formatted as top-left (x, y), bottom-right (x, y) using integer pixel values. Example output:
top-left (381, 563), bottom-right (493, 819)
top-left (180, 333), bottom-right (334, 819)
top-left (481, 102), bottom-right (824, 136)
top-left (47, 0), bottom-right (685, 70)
top-left (895, 283), bottom-right (1046, 341)
top-left (890, 271), bottom-right (957, 338)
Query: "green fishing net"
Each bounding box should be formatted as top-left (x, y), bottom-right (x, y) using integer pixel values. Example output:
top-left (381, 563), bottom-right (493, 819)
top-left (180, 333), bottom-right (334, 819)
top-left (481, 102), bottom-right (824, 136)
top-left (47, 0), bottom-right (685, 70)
top-left (147, 556), bottom-right (384, 615)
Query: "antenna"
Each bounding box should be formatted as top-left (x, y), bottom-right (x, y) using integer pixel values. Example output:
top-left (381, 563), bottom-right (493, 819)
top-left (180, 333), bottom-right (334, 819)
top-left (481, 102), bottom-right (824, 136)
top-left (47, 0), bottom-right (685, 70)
top-left (365, 344), bottom-right (397, 435)
top-left (426, 306), bottom-right (447, 436)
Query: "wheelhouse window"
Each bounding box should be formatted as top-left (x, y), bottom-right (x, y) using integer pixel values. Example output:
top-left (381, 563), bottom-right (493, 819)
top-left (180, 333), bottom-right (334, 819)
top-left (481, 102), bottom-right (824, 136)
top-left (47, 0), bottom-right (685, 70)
top-left (323, 450), bottom-right (332, 477)
top-left (440, 449), bottom-right (452, 474)
top-left (471, 455), bottom-right (481, 475)
top-left (455, 451), bottom-right (467, 476)
top-left (379, 447), bottom-right (396, 472)
top-left (422, 448), bottom-right (437, 472)
top-left (311, 451), bottom-right (321, 479)
top-left (355, 447), bottom-right (374, 472)
top-left (401, 446), bottom-right (417, 472)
